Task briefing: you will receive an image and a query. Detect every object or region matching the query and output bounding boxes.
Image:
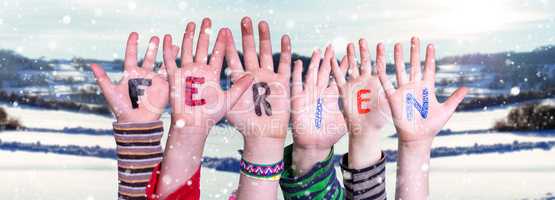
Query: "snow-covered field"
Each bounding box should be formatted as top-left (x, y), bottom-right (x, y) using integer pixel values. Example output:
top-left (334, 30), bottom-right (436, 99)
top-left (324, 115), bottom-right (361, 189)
top-left (1, 100), bottom-right (554, 199)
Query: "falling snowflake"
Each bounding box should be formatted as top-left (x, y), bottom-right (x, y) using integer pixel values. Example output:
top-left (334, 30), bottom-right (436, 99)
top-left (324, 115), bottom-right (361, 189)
top-left (421, 163), bottom-right (429, 172)
top-left (175, 119), bottom-right (185, 128)
top-left (286, 20), bottom-right (295, 29)
top-left (61, 15), bottom-right (71, 24)
top-left (510, 86), bottom-right (520, 96)
top-left (128, 1), bottom-right (137, 11)
top-left (178, 2), bottom-right (188, 10)
top-left (162, 175), bottom-right (173, 185)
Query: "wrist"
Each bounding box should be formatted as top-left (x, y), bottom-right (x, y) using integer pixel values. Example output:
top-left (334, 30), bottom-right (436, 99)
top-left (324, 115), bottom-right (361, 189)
top-left (398, 140), bottom-right (433, 164)
top-left (348, 131), bottom-right (382, 169)
top-left (399, 139), bottom-right (433, 152)
top-left (242, 128), bottom-right (288, 139)
top-left (349, 125), bottom-right (381, 136)
top-left (166, 125), bottom-right (210, 147)
top-left (116, 117), bottom-right (160, 124)
top-left (242, 137), bottom-right (285, 164)
top-left (291, 144), bottom-right (331, 176)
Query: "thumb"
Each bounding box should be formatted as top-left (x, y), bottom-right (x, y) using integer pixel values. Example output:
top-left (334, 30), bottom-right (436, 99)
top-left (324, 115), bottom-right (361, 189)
top-left (224, 73), bottom-right (254, 112)
top-left (443, 87), bottom-right (468, 113)
top-left (91, 63), bottom-right (113, 93)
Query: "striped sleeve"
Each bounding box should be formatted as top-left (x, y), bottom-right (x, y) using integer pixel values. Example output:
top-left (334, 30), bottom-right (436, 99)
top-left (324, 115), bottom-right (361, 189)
top-left (279, 145), bottom-right (344, 200)
top-left (113, 121), bottom-right (164, 200)
top-left (340, 152), bottom-right (386, 200)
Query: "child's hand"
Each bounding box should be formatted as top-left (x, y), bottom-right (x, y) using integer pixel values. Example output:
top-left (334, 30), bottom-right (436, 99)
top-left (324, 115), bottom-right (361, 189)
top-left (332, 40), bottom-right (390, 137)
top-left (229, 17), bottom-right (292, 200)
top-left (291, 45), bottom-right (346, 150)
top-left (225, 17), bottom-right (291, 140)
top-left (331, 39), bottom-right (390, 169)
top-left (376, 37), bottom-right (468, 145)
top-left (162, 19), bottom-right (254, 132)
top-left (381, 37), bottom-right (468, 200)
top-left (289, 46), bottom-right (347, 175)
top-left (91, 33), bottom-right (170, 123)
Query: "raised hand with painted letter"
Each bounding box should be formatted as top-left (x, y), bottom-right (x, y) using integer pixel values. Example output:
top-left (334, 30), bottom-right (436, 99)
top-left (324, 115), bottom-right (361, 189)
top-left (289, 45), bottom-right (346, 175)
top-left (163, 20), bottom-right (254, 131)
top-left (154, 18), bottom-right (254, 199)
top-left (277, 46), bottom-right (348, 200)
top-left (376, 37), bottom-right (468, 143)
top-left (226, 17), bottom-right (291, 200)
top-left (331, 39), bottom-right (390, 169)
top-left (225, 17), bottom-right (291, 139)
top-left (92, 33), bottom-right (181, 200)
top-left (91, 32), bottom-right (169, 123)
top-left (376, 37), bottom-right (468, 200)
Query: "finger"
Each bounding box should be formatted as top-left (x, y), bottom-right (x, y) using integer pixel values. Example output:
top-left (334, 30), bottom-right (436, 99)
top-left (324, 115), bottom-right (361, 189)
top-left (209, 28), bottom-right (227, 76)
top-left (409, 37), bottom-right (421, 82)
top-left (159, 45), bottom-right (178, 70)
top-left (258, 21), bottom-right (274, 71)
top-left (241, 17), bottom-right (259, 71)
top-left (394, 43), bottom-right (408, 86)
top-left (142, 36), bottom-right (160, 71)
top-left (347, 43), bottom-right (359, 78)
top-left (163, 34), bottom-right (178, 76)
top-left (339, 55), bottom-right (349, 73)
top-left (224, 73), bottom-right (255, 112)
top-left (181, 22), bottom-right (195, 65)
top-left (194, 18), bottom-right (212, 64)
top-left (277, 35), bottom-right (292, 78)
top-left (159, 45), bottom-right (179, 79)
top-left (327, 78), bottom-right (339, 94)
top-left (331, 54), bottom-right (346, 86)
top-left (358, 39), bottom-right (371, 75)
top-left (443, 87), bottom-right (469, 113)
top-left (171, 45), bottom-right (180, 60)
top-left (376, 43), bottom-right (395, 97)
top-left (91, 63), bottom-right (113, 91)
top-left (124, 32), bottom-right (139, 70)
top-left (304, 49), bottom-right (321, 91)
top-left (292, 60), bottom-right (303, 96)
top-left (423, 44), bottom-right (436, 83)
top-left (225, 29), bottom-right (245, 81)
top-left (317, 45), bottom-right (333, 88)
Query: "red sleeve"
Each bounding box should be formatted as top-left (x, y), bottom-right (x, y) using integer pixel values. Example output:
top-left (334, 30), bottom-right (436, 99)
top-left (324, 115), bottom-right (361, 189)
top-left (146, 164), bottom-right (201, 200)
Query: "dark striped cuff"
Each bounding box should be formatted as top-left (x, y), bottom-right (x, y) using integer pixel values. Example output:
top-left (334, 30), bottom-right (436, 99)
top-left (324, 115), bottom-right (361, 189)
top-left (279, 144), bottom-right (344, 200)
top-left (113, 121), bottom-right (164, 200)
top-left (340, 152), bottom-right (386, 200)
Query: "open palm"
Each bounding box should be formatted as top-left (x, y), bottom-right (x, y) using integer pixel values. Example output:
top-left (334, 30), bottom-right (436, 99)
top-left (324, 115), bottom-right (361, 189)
top-left (92, 32), bottom-right (169, 123)
top-left (163, 19), bottom-right (253, 131)
top-left (331, 40), bottom-right (390, 136)
top-left (376, 38), bottom-right (468, 143)
top-left (224, 17), bottom-right (291, 138)
top-left (291, 46), bottom-right (346, 149)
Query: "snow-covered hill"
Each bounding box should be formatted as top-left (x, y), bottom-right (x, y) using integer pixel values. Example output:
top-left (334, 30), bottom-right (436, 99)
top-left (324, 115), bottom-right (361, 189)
top-left (0, 100), bottom-right (554, 199)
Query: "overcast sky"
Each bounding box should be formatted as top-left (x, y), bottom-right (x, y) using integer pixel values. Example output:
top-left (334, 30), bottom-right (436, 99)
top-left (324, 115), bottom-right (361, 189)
top-left (0, 0), bottom-right (554, 61)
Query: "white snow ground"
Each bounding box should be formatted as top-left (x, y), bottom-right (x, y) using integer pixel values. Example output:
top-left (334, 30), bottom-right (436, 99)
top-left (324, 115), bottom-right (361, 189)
top-left (0, 100), bottom-right (554, 199)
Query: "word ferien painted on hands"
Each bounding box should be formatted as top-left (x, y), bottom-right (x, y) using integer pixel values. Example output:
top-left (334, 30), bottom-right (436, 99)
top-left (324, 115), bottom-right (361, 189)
top-left (253, 82), bottom-right (272, 116)
top-left (357, 89), bottom-right (371, 114)
top-left (185, 76), bottom-right (206, 106)
top-left (405, 88), bottom-right (429, 120)
top-left (128, 78), bottom-right (152, 109)
top-left (315, 98), bottom-right (323, 129)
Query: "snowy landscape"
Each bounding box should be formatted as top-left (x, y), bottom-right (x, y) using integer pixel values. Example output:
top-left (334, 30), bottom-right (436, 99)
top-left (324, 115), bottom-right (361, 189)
top-left (2, 0), bottom-right (555, 199)
top-left (1, 96), bottom-right (555, 200)
top-left (0, 55), bottom-right (554, 199)
top-left (0, 6), bottom-right (555, 197)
